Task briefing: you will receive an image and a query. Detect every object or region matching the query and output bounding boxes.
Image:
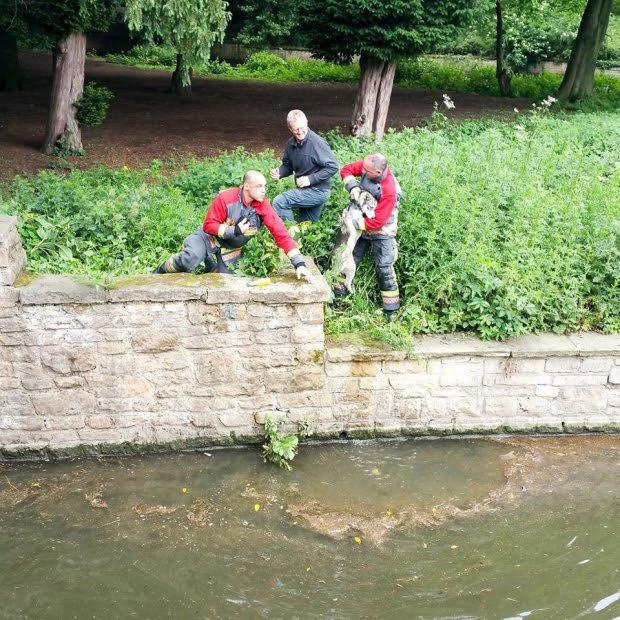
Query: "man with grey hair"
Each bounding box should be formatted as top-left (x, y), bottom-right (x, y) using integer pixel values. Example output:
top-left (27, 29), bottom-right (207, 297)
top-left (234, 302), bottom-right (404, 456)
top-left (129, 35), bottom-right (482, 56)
top-left (335, 153), bottom-right (401, 321)
top-left (270, 109), bottom-right (338, 223)
top-left (153, 170), bottom-right (313, 282)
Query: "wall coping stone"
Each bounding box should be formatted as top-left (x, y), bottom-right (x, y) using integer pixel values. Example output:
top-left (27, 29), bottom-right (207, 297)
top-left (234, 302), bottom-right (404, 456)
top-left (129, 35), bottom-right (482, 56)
top-left (326, 332), bottom-right (620, 361)
top-left (15, 260), bottom-right (330, 306)
top-left (0, 215), bottom-right (18, 243)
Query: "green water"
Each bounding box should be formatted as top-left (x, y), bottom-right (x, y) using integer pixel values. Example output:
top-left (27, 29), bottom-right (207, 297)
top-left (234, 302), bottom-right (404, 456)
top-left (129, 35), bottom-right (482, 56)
top-left (0, 436), bottom-right (618, 619)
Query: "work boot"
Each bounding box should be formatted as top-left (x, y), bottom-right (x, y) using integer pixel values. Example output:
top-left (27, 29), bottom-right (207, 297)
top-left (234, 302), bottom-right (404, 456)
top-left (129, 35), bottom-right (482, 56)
top-left (152, 262), bottom-right (167, 274)
top-left (384, 309), bottom-right (397, 323)
top-left (332, 283), bottom-right (349, 299)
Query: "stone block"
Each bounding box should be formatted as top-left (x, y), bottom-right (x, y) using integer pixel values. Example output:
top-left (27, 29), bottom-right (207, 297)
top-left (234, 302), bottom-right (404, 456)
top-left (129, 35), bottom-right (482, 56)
top-left (325, 362), bottom-right (381, 377)
top-left (545, 357), bottom-right (582, 373)
top-left (552, 374), bottom-right (608, 386)
top-left (517, 397), bottom-right (553, 415)
top-left (558, 386), bottom-right (607, 403)
top-left (219, 412), bottom-right (248, 427)
top-left (254, 328), bottom-right (290, 344)
top-left (44, 415), bottom-right (85, 430)
top-left (388, 374), bottom-right (439, 390)
top-left (609, 367), bottom-right (620, 385)
top-left (580, 357), bottom-right (614, 373)
top-left (18, 275), bottom-right (106, 305)
top-left (31, 390), bottom-right (95, 416)
top-left (567, 332), bottom-right (620, 356)
top-left (87, 415), bottom-right (115, 429)
top-left (395, 398), bottom-right (423, 420)
top-left (291, 324), bottom-right (324, 344)
top-left (295, 304), bottom-right (324, 324)
top-left (535, 384), bottom-right (559, 398)
top-left (264, 366), bottom-right (324, 392)
top-left (506, 333), bottom-right (577, 357)
top-left (107, 276), bottom-right (205, 303)
top-left (131, 329), bottom-right (179, 353)
top-left (190, 413), bottom-right (217, 428)
top-left (484, 396), bottom-right (519, 417)
top-left (382, 359), bottom-right (428, 374)
top-left (41, 345), bottom-right (97, 374)
top-left (325, 376), bottom-right (360, 394)
top-left (439, 366), bottom-right (482, 387)
top-left (491, 373), bottom-right (553, 386)
top-left (21, 376), bottom-right (55, 391)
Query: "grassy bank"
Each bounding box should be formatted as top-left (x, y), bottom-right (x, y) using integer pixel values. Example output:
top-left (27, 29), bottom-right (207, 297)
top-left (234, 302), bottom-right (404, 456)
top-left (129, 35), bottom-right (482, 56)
top-left (100, 48), bottom-right (620, 109)
top-left (2, 111), bottom-right (619, 341)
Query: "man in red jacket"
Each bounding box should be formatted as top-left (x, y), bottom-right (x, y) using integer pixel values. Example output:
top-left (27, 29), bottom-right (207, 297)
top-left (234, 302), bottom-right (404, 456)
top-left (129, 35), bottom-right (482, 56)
top-left (335, 153), bottom-right (401, 321)
top-left (153, 170), bottom-right (313, 282)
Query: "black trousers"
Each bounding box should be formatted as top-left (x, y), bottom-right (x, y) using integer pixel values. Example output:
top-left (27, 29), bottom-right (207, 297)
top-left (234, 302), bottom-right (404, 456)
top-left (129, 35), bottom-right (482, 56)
top-left (353, 236), bottom-right (400, 311)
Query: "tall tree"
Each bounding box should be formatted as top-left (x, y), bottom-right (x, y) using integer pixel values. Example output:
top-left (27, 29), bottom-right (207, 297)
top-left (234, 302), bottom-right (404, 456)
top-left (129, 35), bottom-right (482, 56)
top-left (301, 0), bottom-right (476, 140)
top-left (125, 0), bottom-right (231, 95)
top-left (558, 0), bottom-right (613, 99)
top-left (36, 0), bottom-right (119, 154)
top-left (495, 1), bottom-right (512, 96)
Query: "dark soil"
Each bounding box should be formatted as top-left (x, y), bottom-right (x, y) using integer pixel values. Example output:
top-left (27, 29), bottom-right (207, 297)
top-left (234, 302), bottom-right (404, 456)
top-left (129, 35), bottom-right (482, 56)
top-left (0, 51), bottom-right (526, 181)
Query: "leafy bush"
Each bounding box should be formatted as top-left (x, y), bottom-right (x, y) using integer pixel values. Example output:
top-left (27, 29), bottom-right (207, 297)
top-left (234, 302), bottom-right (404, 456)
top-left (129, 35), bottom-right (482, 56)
top-left (102, 46), bottom-right (619, 106)
top-left (261, 415), bottom-right (299, 471)
top-left (75, 82), bottom-right (114, 127)
top-left (2, 112), bottom-right (619, 340)
top-left (503, 11), bottom-right (578, 71)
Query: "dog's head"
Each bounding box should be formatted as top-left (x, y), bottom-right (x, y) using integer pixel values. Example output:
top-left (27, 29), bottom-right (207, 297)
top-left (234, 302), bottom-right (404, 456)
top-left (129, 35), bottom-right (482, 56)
top-left (355, 190), bottom-right (377, 218)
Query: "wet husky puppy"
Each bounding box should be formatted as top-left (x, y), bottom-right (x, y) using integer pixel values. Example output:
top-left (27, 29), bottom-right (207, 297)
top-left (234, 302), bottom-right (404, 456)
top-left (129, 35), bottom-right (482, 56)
top-left (333, 190), bottom-right (377, 292)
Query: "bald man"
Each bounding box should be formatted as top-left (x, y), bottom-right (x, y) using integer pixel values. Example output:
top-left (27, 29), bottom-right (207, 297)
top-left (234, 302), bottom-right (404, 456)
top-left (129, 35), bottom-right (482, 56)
top-left (153, 171), bottom-right (312, 282)
top-left (335, 153), bottom-right (401, 320)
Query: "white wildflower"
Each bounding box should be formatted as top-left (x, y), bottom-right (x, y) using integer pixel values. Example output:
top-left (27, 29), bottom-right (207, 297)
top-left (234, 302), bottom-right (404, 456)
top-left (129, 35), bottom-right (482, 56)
top-left (442, 94), bottom-right (456, 110)
top-left (513, 107), bottom-right (519, 113)
top-left (515, 124), bottom-right (526, 131)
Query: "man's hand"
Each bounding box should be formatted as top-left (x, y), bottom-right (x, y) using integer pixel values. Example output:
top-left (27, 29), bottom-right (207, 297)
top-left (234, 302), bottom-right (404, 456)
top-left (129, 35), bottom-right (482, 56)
top-left (296, 265), bottom-right (313, 283)
top-left (270, 168), bottom-right (281, 181)
top-left (295, 176), bottom-right (310, 188)
top-left (234, 218), bottom-right (251, 235)
top-left (349, 186), bottom-right (362, 202)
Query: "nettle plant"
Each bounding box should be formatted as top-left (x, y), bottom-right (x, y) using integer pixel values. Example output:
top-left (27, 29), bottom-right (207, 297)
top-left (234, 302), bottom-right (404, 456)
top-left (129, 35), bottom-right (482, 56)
top-left (261, 415), bottom-right (300, 471)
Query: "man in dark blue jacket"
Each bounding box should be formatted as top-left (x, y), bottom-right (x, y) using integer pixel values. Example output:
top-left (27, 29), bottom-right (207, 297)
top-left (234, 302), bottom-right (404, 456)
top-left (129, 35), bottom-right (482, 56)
top-left (270, 109), bottom-right (338, 223)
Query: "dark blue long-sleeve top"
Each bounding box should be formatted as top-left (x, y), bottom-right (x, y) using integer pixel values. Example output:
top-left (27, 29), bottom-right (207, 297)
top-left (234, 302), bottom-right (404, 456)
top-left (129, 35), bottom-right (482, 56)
top-left (277, 130), bottom-right (339, 190)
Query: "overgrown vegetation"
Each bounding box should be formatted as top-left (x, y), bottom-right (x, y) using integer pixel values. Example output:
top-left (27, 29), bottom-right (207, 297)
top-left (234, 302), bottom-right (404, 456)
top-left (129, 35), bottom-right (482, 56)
top-left (1, 111), bottom-right (618, 341)
top-left (101, 48), bottom-right (620, 108)
top-left (75, 82), bottom-right (114, 127)
top-left (261, 415), bottom-right (299, 470)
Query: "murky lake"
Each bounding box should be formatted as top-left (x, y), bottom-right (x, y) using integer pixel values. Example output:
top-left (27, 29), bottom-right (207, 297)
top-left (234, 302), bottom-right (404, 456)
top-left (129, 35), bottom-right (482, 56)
top-left (1, 436), bottom-right (618, 619)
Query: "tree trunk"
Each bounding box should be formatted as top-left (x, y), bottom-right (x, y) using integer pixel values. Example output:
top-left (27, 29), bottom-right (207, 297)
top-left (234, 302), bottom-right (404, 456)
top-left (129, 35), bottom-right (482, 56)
top-left (558, 0), bottom-right (612, 99)
top-left (42, 32), bottom-right (86, 155)
top-left (495, 0), bottom-right (511, 97)
top-left (351, 54), bottom-right (385, 136)
top-left (0, 29), bottom-right (24, 92)
top-left (170, 53), bottom-right (192, 95)
top-left (372, 60), bottom-right (396, 141)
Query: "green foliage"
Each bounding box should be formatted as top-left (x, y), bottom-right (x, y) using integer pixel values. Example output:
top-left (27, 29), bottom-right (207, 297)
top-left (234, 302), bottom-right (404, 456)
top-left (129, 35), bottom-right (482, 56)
top-left (75, 82), bottom-right (114, 127)
top-left (233, 0), bottom-right (303, 48)
top-left (3, 0), bottom-right (121, 49)
top-left (502, 6), bottom-right (579, 71)
top-left (124, 0), bottom-right (230, 86)
top-left (261, 415), bottom-right (299, 471)
top-left (2, 112), bottom-right (619, 340)
top-left (300, 0), bottom-right (477, 63)
top-left (103, 48), bottom-right (619, 106)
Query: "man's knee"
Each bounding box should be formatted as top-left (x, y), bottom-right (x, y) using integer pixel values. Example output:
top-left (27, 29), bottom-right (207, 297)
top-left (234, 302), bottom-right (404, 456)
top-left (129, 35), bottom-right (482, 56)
top-left (175, 249), bottom-right (203, 272)
top-left (272, 193), bottom-right (286, 212)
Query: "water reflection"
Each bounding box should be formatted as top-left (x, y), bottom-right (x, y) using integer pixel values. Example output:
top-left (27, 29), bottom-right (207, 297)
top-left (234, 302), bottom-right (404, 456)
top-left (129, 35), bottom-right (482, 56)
top-left (0, 436), bottom-right (618, 619)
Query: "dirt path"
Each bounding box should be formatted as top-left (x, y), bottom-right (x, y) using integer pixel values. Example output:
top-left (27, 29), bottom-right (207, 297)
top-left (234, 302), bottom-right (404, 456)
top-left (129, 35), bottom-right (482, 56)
top-left (0, 51), bottom-right (527, 181)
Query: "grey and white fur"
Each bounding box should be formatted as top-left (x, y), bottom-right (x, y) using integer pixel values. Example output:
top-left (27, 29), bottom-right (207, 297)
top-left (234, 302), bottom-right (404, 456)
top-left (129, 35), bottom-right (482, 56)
top-left (333, 190), bottom-right (377, 292)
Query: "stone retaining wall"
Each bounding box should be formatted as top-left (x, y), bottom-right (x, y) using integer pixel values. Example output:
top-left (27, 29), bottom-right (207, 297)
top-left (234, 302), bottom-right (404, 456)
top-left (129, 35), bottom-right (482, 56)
top-left (0, 215), bottom-right (618, 458)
